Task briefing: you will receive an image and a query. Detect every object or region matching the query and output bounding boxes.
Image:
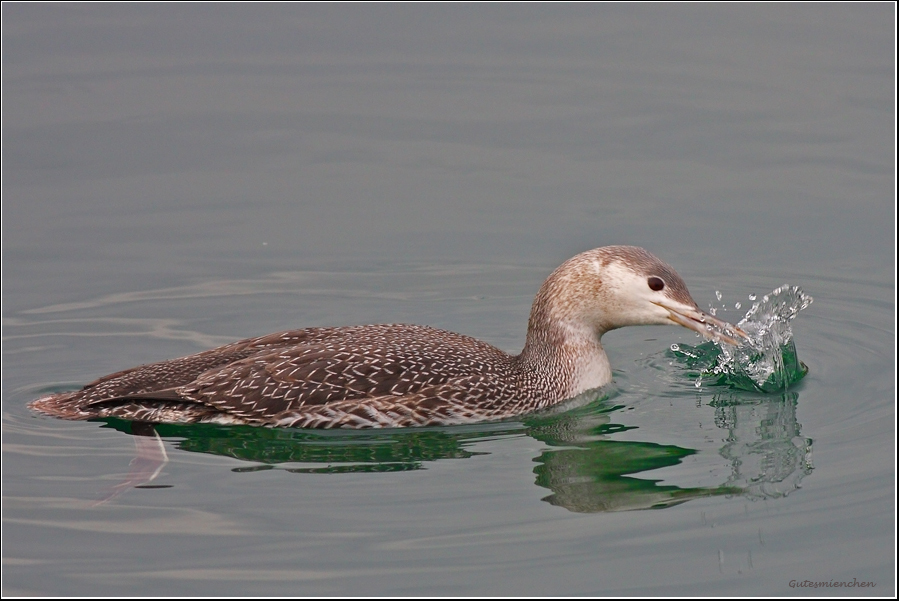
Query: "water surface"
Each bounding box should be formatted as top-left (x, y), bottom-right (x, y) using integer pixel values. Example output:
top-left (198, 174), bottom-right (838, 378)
top-left (3, 5), bottom-right (894, 596)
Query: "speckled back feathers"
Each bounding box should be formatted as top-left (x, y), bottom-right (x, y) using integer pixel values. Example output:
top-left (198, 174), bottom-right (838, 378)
top-left (31, 324), bottom-right (563, 428)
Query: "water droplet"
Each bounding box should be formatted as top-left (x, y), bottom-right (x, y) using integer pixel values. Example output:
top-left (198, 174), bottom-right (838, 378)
top-left (705, 286), bottom-right (812, 391)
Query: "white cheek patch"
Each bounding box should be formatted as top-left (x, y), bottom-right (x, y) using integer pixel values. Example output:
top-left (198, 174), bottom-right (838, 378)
top-left (597, 262), bottom-right (671, 325)
top-left (601, 262), bottom-right (636, 295)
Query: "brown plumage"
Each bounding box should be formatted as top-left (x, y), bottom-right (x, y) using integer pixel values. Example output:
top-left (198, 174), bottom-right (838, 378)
top-left (29, 246), bottom-right (745, 429)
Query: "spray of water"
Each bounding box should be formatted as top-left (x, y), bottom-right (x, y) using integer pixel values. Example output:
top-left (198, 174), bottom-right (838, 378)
top-left (670, 286), bottom-right (813, 392)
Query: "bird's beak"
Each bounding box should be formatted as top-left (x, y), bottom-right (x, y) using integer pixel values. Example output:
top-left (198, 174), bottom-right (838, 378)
top-left (654, 301), bottom-right (749, 347)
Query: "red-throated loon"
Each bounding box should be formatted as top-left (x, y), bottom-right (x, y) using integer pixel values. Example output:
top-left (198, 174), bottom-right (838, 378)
top-left (30, 246), bottom-right (746, 428)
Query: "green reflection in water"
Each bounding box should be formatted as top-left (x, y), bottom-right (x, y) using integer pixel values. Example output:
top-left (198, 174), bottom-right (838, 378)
top-left (522, 402), bottom-right (740, 513)
top-left (98, 388), bottom-right (810, 512)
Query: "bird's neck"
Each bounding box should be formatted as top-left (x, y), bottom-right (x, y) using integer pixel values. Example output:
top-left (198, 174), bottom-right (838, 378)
top-left (518, 308), bottom-right (612, 401)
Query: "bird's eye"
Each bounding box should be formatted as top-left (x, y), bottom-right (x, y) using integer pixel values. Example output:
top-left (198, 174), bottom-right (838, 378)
top-left (648, 276), bottom-right (665, 291)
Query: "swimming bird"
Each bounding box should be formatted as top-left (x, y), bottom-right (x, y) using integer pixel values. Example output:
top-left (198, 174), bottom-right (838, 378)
top-left (30, 246), bottom-right (746, 429)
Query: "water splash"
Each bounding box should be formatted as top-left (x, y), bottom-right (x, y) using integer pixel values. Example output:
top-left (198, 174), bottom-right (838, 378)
top-left (670, 286), bottom-right (813, 392)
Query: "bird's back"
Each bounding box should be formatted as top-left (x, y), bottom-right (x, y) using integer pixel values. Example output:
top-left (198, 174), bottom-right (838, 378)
top-left (30, 324), bottom-right (532, 428)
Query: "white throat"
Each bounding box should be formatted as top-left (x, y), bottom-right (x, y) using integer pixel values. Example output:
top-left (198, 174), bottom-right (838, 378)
top-left (556, 319), bottom-right (613, 396)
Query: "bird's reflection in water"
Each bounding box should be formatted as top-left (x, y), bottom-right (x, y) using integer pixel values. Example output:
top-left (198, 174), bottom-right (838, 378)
top-left (97, 391), bottom-right (811, 512)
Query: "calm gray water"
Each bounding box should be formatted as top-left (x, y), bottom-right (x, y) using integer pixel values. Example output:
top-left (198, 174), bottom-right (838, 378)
top-left (3, 5), bottom-right (894, 596)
